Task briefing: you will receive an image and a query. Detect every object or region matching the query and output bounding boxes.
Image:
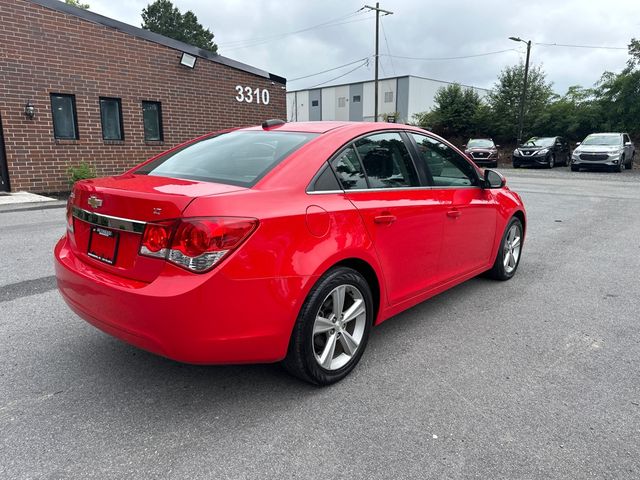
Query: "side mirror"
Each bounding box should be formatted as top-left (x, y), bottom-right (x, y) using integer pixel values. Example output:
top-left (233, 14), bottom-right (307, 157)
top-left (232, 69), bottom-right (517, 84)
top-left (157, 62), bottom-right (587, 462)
top-left (625, 141), bottom-right (632, 146)
top-left (483, 169), bottom-right (506, 189)
top-left (575, 142), bottom-right (581, 146)
top-left (495, 144), bottom-right (501, 148)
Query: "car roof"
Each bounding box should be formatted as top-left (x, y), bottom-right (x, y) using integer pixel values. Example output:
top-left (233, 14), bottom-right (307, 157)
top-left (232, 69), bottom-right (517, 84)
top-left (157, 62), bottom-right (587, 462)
top-left (242, 121), bottom-right (424, 135)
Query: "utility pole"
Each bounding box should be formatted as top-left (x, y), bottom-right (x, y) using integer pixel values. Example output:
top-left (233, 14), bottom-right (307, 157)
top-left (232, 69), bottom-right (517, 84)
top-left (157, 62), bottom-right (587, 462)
top-left (363, 3), bottom-right (393, 122)
top-left (509, 36), bottom-right (531, 145)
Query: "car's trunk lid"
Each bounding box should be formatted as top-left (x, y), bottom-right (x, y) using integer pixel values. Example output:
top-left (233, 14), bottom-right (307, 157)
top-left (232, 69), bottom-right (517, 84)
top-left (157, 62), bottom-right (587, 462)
top-left (68, 174), bottom-right (246, 282)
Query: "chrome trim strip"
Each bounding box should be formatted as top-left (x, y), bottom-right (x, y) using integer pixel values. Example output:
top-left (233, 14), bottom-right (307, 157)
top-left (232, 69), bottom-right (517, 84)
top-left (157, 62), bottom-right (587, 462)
top-left (72, 206), bottom-right (147, 234)
top-left (307, 185), bottom-right (480, 194)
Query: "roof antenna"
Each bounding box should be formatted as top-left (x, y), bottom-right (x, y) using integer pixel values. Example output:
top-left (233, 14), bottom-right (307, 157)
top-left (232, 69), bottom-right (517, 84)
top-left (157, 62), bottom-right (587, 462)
top-left (262, 119), bottom-right (286, 129)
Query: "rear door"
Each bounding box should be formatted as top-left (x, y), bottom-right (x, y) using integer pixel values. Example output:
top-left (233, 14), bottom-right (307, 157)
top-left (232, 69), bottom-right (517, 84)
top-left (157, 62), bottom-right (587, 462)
top-left (333, 131), bottom-right (445, 306)
top-left (409, 133), bottom-right (498, 281)
top-left (0, 113), bottom-right (10, 192)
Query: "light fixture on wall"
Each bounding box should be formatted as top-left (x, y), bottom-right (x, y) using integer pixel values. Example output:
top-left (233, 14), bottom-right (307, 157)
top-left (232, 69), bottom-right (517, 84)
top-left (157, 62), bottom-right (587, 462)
top-left (24, 101), bottom-right (36, 119)
top-left (180, 52), bottom-right (197, 69)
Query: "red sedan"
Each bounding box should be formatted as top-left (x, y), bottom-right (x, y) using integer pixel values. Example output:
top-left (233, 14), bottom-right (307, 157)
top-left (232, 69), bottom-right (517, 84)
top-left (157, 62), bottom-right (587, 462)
top-left (54, 121), bottom-right (526, 385)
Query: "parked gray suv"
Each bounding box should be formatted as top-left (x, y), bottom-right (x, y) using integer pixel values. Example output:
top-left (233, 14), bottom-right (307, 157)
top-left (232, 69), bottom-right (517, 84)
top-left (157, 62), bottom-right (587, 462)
top-left (571, 133), bottom-right (635, 172)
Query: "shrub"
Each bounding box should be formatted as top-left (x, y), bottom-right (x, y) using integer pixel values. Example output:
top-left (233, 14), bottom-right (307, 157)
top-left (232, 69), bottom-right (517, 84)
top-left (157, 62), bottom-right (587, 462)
top-left (68, 162), bottom-right (96, 187)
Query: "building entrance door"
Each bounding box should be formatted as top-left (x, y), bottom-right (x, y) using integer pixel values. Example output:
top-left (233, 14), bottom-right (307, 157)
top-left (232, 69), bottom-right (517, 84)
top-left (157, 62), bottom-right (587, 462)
top-left (0, 113), bottom-right (9, 192)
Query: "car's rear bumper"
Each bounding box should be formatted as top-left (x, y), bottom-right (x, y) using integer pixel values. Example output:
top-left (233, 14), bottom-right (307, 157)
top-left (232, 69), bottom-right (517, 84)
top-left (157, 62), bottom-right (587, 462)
top-left (54, 235), bottom-right (307, 364)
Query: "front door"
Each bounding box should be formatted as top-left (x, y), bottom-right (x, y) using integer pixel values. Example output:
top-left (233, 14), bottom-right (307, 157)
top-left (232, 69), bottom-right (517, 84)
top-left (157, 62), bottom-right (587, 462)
top-left (0, 113), bottom-right (9, 192)
top-left (408, 133), bottom-right (498, 281)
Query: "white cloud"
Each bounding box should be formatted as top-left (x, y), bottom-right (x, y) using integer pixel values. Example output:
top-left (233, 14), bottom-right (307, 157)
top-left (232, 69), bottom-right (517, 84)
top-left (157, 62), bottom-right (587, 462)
top-left (84, 0), bottom-right (638, 93)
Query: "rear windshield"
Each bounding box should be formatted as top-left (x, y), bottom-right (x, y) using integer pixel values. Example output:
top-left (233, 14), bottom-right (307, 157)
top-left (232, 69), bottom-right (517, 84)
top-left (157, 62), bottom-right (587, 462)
top-left (135, 131), bottom-right (317, 187)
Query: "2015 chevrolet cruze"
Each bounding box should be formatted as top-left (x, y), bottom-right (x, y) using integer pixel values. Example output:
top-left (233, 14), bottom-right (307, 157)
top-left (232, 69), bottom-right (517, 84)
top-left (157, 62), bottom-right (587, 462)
top-left (55, 121), bottom-right (526, 385)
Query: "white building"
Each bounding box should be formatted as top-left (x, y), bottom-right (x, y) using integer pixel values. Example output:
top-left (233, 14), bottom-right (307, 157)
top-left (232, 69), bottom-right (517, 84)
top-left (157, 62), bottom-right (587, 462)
top-left (287, 75), bottom-right (489, 124)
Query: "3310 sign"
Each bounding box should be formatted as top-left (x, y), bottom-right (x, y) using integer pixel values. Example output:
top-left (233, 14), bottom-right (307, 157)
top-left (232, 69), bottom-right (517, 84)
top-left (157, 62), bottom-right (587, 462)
top-left (235, 85), bottom-right (270, 105)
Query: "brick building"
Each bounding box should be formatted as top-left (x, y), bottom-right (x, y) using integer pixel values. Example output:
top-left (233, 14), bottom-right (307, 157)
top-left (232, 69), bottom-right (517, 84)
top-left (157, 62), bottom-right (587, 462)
top-left (0, 0), bottom-right (286, 193)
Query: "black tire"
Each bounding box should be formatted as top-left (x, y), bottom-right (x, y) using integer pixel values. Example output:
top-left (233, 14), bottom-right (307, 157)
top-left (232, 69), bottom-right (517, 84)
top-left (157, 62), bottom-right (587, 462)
top-left (486, 217), bottom-right (524, 281)
top-left (617, 156), bottom-right (625, 172)
top-left (282, 267), bottom-right (373, 386)
top-left (513, 163), bottom-right (520, 169)
top-left (548, 154), bottom-right (555, 169)
top-left (571, 165), bottom-right (579, 172)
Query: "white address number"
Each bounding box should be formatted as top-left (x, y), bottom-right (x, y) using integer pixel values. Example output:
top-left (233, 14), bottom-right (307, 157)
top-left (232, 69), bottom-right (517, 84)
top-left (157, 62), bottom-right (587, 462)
top-left (235, 85), bottom-right (270, 105)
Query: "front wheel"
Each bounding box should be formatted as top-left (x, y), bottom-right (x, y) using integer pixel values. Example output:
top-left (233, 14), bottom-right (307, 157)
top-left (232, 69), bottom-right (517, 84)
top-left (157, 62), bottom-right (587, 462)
top-left (571, 165), bottom-right (579, 172)
top-left (548, 154), bottom-right (555, 169)
top-left (617, 157), bottom-right (625, 172)
top-left (283, 267), bottom-right (373, 385)
top-left (486, 217), bottom-right (523, 281)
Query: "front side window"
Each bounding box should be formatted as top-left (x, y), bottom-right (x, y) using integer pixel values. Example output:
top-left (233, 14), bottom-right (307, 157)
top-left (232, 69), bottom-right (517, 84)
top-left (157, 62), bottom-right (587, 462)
top-left (355, 132), bottom-right (418, 189)
top-left (142, 101), bottom-right (163, 141)
top-left (50, 93), bottom-right (78, 140)
top-left (331, 145), bottom-right (368, 190)
top-left (100, 97), bottom-right (124, 140)
top-left (410, 133), bottom-right (478, 187)
top-left (135, 131), bottom-right (316, 187)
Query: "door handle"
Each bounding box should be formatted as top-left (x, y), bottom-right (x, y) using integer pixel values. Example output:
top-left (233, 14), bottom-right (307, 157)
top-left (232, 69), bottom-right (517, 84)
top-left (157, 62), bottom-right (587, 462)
top-left (374, 214), bottom-right (397, 225)
top-left (447, 209), bottom-right (461, 219)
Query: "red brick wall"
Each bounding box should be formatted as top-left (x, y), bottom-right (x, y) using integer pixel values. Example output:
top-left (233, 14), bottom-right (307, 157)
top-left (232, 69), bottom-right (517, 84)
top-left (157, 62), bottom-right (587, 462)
top-left (0, 0), bottom-right (286, 193)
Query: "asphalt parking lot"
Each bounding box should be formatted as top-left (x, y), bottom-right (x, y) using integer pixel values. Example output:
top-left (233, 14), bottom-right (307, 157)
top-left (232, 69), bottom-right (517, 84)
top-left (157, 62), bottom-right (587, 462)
top-left (1, 167), bottom-right (639, 479)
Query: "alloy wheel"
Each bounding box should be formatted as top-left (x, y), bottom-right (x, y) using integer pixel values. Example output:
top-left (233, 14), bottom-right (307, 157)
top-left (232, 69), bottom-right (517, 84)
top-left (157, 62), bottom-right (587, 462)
top-left (503, 224), bottom-right (522, 274)
top-left (312, 284), bottom-right (367, 371)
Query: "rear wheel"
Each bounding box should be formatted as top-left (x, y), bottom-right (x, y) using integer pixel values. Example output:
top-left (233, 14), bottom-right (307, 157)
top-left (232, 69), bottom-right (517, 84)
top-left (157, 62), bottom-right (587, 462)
top-left (283, 267), bottom-right (373, 385)
top-left (486, 217), bottom-right (523, 281)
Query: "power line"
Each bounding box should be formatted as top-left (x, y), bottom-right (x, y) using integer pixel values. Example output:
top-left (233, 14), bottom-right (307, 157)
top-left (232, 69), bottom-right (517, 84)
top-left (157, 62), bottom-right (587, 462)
top-left (380, 17), bottom-right (395, 77)
top-left (219, 11), bottom-right (374, 51)
top-left (288, 57), bottom-right (372, 82)
top-left (380, 48), bottom-right (519, 61)
top-left (307, 59), bottom-right (370, 88)
top-left (535, 42), bottom-right (628, 50)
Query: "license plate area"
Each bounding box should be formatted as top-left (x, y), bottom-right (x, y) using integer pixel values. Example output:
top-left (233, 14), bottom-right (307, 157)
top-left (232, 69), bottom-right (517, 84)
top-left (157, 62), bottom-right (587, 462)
top-left (88, 226), bottom-right (120, 265)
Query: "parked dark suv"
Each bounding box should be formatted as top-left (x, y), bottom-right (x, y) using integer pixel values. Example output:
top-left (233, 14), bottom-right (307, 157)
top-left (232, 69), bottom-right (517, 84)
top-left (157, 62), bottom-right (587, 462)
top-left (464, 138), bottom-right (499, 168)
top-left (512, 136), bottom-right (570, 168)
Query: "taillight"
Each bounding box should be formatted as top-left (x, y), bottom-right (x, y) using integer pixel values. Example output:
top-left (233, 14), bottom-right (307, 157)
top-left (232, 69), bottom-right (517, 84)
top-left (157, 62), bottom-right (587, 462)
top-left (66, 192), bottom-right (75, 233)
top-left (140, 222), bottom-right (173, 258)
top-left (139, 217), bottom-right (258, 273)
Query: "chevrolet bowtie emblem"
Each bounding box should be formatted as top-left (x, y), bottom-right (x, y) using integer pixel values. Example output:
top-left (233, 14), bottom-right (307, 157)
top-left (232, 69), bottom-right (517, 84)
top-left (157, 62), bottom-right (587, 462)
top-left (87, 196), bottom-right (103, 209)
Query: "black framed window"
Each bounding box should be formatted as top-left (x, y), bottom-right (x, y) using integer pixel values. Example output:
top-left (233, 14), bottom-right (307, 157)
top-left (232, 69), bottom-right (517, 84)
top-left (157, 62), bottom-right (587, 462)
top-left (99, 97), bottom-right (124, 141)
top-left (142, 101), bottom-right (163, 141)
top-left (410, 133), bottom-right (479, 187)
top-left (330, 145), bottom-right (368, 190)
top-left (354, 132), bottom-right (419, 188)
top-left (50, 93), bottom-right (78, 140)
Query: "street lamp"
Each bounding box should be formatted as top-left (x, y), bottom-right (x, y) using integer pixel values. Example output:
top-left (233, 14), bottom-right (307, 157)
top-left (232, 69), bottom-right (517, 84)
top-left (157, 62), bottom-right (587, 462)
top-left (509, 36), bottom-right (532, 146)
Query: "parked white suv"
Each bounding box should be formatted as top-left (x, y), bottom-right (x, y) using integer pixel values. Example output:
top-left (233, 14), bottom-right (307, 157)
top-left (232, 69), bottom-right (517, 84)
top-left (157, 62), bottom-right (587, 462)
top-left (571, 133), bottom-right (635, 172)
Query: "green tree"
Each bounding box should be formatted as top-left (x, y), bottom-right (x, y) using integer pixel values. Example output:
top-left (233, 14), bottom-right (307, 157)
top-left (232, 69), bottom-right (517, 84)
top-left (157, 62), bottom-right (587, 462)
top-left (412, 84), bottom-right (486, 138)
top-left (487, 63), bottom-right (554, 142)
top-left (141, 0), bottom-right (217, 53)
top-left (65, 0), bottom-right (90, 9)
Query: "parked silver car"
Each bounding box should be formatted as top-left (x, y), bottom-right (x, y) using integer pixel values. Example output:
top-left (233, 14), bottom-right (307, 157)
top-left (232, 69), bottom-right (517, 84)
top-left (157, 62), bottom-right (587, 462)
top-left (571, 133), bottom-right (635, 172)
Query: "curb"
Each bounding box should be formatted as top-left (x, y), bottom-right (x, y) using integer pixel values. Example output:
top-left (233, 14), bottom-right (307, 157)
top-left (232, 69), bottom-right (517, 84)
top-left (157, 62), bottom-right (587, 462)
top-left (0, 200), bottom-right (67, 214)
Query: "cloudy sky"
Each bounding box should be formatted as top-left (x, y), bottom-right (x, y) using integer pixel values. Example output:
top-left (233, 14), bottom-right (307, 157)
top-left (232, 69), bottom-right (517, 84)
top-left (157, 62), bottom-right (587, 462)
top-left (83, 0), bottom-right (638, 94)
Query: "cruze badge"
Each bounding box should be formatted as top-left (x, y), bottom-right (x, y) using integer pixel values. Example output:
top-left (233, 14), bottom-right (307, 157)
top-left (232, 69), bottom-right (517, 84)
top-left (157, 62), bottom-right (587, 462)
top-left (87, 196), bottom-right (103, 209)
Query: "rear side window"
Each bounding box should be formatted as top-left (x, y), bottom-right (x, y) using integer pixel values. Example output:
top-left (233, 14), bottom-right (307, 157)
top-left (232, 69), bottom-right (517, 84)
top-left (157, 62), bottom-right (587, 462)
top-left (135, 131), bottom-right (317, 187)
top-left (354, 132), bottom-right (419, 188)
top-left (331, 146), bottom-right (368, 190)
